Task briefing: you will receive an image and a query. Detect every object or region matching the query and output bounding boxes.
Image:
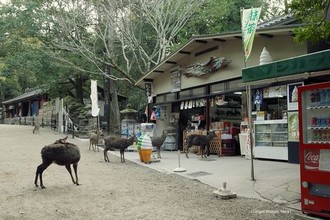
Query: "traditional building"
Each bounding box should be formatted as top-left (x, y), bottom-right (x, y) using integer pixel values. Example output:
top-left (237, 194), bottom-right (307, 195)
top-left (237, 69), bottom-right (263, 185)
top-left (135, 15), bottom-right (315, 160)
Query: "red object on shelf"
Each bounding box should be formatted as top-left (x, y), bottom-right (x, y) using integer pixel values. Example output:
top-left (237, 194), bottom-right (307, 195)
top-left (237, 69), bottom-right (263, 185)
top-left (221, 121), bottom-right (231, 134)
top-left (230, 127), bottom-right (238, 135)
top-left (198, 115), bottom-right (205, 121)
top-left (298, 82), bottom-right (330, 219)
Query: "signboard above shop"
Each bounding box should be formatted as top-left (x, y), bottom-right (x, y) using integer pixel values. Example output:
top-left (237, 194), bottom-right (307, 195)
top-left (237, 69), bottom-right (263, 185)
top-left (242, 49), bottom-right (330, 83)
top-left (263, 85), bottom-right (287, 98)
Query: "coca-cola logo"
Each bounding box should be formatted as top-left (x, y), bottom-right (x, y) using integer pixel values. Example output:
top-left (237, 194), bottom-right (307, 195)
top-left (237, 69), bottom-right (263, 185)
top-left (305, 152), bottom-right (320, 163)
top-left (304, 150), bottom-right (320, 170)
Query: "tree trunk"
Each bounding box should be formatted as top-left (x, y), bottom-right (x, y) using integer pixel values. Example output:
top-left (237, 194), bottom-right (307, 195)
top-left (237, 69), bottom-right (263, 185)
top-left (109, 78), bottom-right (121, 133)
top-left (103, 69), bottom-right (111, 135)
top-left (75, 75), bottom-right (84, 104)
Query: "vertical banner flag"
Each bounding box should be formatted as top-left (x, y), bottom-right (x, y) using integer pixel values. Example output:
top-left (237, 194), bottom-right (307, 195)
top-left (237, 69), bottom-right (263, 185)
top-left (241, 7), bottom-right (262, 62)
top-left (90, 80), bottom-right (100, 117)
top-left (145, 81), bottom-right (153, 103)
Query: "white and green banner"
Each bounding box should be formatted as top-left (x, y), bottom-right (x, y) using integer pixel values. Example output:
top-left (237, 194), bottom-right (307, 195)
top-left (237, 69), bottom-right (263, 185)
top-left (241, 7), bottom-right (262, 62)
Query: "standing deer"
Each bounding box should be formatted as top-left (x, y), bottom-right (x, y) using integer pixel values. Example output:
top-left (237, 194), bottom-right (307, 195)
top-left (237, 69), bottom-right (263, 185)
top-left (33, 122), bottom-right (40, 134)
top-left (150, 131), bottom-right (166, 159)
top-left (89, 129), bottom-right (103, 152)
top-left (104, 136), bottom-right (137, 163)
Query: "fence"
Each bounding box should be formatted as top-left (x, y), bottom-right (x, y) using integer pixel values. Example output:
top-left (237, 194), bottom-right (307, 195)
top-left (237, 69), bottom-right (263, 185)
top-left (3, 113), bottom-right (94, 139)
top-left (4, 116), bottom-right (52, 127)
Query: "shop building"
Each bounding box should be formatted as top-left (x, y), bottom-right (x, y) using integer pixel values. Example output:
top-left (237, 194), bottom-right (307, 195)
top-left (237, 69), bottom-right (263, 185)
top-left (242, 49), bottom-right (330, 163)
top-left (135, 16), bottom-right (309, 156)
top-left (2, 88), bottom-right (49, 124)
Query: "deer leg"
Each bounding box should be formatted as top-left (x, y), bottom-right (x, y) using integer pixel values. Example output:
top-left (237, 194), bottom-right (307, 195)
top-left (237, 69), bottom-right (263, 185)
top-left (206, 144), bottom-right (210, 156)
top-left (104, 149), bottom-right (110, 162)
top-left (72, 163), bottom-right (79, 185)
top-left (157, 147), bottom-right (161, 158)
top-left (185, 145), bottom-right (191, 158)
top-left (35, 162), bottom-right (51, 188)
top-left (65, 164), bottom-right (76, 184)
top-left (34, 167), bottom-right (40, 187)
top-left (203, 145), bottom-right (208, 158)
top-left (120, 149), bottom-right (125, 163)
top-left (106, 150), bottom-right (110, 162)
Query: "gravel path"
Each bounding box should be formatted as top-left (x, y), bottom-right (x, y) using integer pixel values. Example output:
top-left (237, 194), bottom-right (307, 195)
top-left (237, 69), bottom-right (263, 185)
top-left (0, 124), bottom-right (301, 220)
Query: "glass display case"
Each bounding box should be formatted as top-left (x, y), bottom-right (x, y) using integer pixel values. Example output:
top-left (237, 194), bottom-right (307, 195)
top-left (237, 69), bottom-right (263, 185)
top-left (301, 89), bottom-right (330, 144)
top-left (254, 119), bottom-right (288, 160)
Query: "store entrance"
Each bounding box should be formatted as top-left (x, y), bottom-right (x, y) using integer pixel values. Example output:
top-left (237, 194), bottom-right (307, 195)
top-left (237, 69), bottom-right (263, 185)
top-left (173, 100), bottom-right (206, 150)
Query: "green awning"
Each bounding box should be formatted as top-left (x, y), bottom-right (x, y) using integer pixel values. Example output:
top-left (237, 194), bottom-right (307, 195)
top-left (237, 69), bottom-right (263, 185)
top-left (242, 49), bottom-right (330, 83)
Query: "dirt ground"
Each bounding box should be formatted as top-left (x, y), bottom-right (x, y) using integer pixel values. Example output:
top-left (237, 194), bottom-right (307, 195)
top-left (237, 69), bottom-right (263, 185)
top-left (0, 124), bottom-right (301, 220)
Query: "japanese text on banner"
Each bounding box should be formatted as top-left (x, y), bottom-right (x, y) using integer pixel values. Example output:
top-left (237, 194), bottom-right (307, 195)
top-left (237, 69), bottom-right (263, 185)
top-left (241, 7), bottom-right (262, 62)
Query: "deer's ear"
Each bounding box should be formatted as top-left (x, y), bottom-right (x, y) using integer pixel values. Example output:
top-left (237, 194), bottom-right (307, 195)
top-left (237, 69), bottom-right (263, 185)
top-left (62, 136), bottom-right (68, 141)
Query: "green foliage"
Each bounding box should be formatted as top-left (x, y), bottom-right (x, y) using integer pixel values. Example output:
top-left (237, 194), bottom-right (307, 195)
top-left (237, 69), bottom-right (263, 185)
top-left (0, 0), bottom-right (300, 118)
top-left (0, 1), bottom-right (48, 99)
top-left (289, 0), bottom-right (330, 44)
top-left (173, 0), bottom-right (263, 49)
top-left (0, 0), bottom-right (97, 105)
top-left (118, 82), bottom-right (146, 112)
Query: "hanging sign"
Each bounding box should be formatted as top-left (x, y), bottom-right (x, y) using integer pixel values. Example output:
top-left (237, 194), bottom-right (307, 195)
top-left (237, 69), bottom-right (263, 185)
top-left (145, 81), bottom-right (153, 97)
top-left (170, 66), bottom-right (181, 92)
top-left (241, 7), bottom-right (262, 62)
top-left (287, 82), bottom-right (303, 110)
top-left (90, 80), bottom-right (100, 117)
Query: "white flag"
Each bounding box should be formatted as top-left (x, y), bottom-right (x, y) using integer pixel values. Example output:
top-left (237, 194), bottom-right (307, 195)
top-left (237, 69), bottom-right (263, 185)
top-left (90, 80), bottom-right (100, 117)
top-left (241, 7), bottom-right (262, 62)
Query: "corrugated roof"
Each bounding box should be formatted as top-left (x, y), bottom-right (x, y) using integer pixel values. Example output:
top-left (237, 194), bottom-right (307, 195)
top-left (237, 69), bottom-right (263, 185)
top-left (258, 14), bottom-right (298, 28)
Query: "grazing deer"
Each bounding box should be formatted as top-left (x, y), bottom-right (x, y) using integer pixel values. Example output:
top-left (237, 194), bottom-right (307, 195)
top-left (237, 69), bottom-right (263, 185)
top-left (34, 136), bottom-right (80, 188)
top-left (185, 131), bottom-right (216, 158)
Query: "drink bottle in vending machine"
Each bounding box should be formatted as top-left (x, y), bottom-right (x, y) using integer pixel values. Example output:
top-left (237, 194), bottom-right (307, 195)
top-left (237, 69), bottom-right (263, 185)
top-left (298, 82), bottom-right (330, 219)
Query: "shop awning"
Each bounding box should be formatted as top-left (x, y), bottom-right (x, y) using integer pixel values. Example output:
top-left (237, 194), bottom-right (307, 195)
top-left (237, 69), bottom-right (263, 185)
top-left (242, 49), bottom-right (330, 83)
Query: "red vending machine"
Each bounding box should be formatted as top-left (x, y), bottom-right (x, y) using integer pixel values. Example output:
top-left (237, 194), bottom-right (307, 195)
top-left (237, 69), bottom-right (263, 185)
top-left (298, 81), bottom-right (330, 218)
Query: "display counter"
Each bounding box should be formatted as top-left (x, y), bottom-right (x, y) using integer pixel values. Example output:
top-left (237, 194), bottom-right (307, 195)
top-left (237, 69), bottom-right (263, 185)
top-left (254, 119), bottom-right (288, 160)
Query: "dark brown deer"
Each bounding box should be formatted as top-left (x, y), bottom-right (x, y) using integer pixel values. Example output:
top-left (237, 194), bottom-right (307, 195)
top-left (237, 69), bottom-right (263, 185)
top-left (34, 136), bottom-right (80, 188)
top-left (104, 136), bottom-right (136, 163)
top-left (185, 131), bottom-right (216, 158)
